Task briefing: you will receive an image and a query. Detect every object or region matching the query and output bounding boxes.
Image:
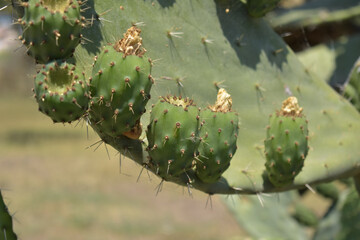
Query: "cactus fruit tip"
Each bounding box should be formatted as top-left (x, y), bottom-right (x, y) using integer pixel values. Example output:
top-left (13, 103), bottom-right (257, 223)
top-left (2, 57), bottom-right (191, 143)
top-left (114, 26), bottom-right (146, 57)
top-left (279, 96), bottom-right (303, 117)
top-left (209, 88), bottom-right (232, 112)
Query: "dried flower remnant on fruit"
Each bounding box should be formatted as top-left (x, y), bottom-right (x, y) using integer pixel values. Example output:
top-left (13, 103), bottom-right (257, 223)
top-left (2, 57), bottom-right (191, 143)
top-left (279, 96), bottom-right (303, 117)
top-left (209, 88), bottom-right (232, 112)
top-left (123, 120), bottom-right (142, 140)
top-left (114, 26), bottom-right (146, 57)
top-left (163, 95), bottom-right (195, 109)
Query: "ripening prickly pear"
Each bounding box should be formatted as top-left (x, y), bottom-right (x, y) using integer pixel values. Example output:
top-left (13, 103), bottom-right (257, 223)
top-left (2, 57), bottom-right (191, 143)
top-left (196, 89), bottom-right (239, 183)
top-left (264, 96), bottom-right (309, 187)
top-left (0, 191), bottom-right (17, 240)
top-left (146, 96), bottom-right (200, 180)
top-left (89, 26), bottom-right (153, 139)
top-left (33, 60), bottom-right (90, 123)
top-left (246, 0), bottom-right (281, 18)
top-left (19, 0), bottom-right (83, 63)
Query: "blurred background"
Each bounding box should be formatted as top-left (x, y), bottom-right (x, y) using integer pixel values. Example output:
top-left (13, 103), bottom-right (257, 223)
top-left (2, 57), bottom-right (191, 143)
top-left (0, 0), bottom-right (359, 239)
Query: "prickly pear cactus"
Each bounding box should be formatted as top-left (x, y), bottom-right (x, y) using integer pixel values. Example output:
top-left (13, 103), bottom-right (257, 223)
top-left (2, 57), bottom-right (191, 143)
top-left (66, 0), bottom-right (360, 195)
top-left (196, 89), bottom-right (239, 183)
top-left (9, 0), bottom-right (358, 195)
top-left (89, 27), bottom-right (153, 139)
top-left (33, 60), bottom-right (89, 123)
top-left (20, 0), bottom-right (83, 63)
top-left (146, 96), bottom-right (200, 181)
top-left (264, 96), bottom-right (309, 187)
top-left (0, 191), bottom-right (17, 240)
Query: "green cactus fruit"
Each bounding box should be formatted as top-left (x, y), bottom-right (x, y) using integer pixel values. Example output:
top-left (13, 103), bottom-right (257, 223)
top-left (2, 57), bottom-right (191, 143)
top-left (315, 182), bottom-right (339, 202)
top-left (246, 0), bottom-right (281, 18)
top-left (146, 96), bottom-right (201, 181)
top-left (264, 96), bottom-right (309, 187)
top-left (20, 0), bottom-right (83, 63)
top-left (33, 60), bottom-right (89, 123)
top-left (292, 203), bottom-right (318, 227)
top-left (0, 191), bottom-right (17, 240)
top-left (196, 88), bottom-right (239, 183)
top-left (89, 27), bottom-right (153, 139)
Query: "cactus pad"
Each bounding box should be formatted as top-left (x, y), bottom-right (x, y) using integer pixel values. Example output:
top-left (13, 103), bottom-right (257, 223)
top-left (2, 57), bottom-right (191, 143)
top-left (264, 97), bottom-right (309, 187)
top-left (89, 27), bottom-right (152, 138)
top-left (196, 89), bottom-right (239, 183)
top-left (146, 96), bottom-right (200, 180)
top-left (71, 0), bottom-right (360, 194)
top-left (33, 60), bottom-right (89, 123)
top-left (20, 0), bottom-right (83, 63)
top-left (0, 191), bottom-right (17, 240)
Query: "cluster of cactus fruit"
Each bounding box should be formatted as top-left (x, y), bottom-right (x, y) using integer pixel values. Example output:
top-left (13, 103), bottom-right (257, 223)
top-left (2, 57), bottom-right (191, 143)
top-left (22, 0), bottom-right (310, 187)
top-left (147, 89), bottom-right (239, 183)
top-left (20, 0), bottom-right (244, 185)
top-left (4, 0), bottom-right (360, 239)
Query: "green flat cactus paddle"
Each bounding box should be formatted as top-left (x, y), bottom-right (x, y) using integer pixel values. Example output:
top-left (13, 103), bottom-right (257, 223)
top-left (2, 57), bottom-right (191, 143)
top-left (71, 0), bottom-right (360, 195)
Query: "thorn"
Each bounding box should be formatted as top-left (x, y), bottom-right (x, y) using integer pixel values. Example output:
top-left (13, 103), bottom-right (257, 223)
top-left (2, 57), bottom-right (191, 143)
top-left (0, 4), bottom-right (9, 11)
top-left (256, 193), bottom-right (265, 207)
top-left (118, 152), bottom-right (122, 173)
top-left (201, 36), bottom-right (214, 44)
top-left (205, 194), bottom-right (213, 209)
top-left (86, 139), bottom-right (103, 151)
top-left (305, 184), bottom-right (316, 194)
top-left (187, 182), bottom-right (193, 198)
top-left (167, 31), bottom-right (183, 38)
top-left (104, 143), bottom-right (110, 160)
top-left (137, 165), bottom-right (145, 182)
top-left (155, 179), bottom-right (164, 196)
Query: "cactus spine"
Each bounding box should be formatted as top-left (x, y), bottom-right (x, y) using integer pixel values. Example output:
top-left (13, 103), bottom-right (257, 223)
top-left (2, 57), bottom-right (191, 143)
top-left (264, 97), bottom-right (309, 187)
